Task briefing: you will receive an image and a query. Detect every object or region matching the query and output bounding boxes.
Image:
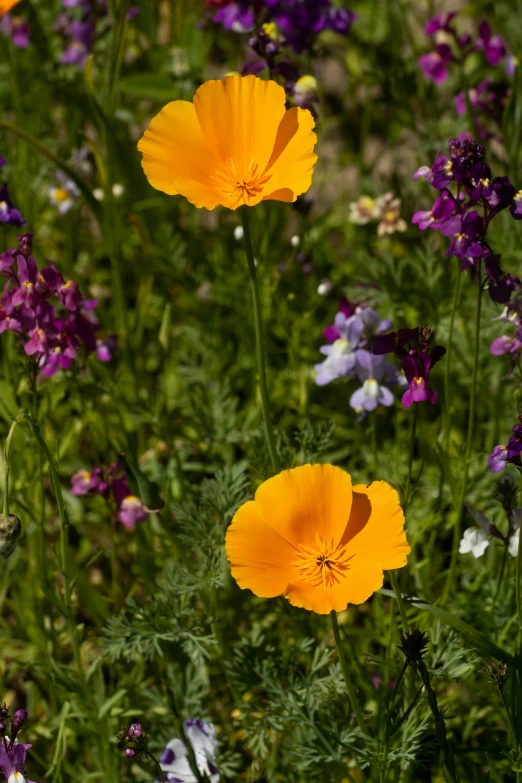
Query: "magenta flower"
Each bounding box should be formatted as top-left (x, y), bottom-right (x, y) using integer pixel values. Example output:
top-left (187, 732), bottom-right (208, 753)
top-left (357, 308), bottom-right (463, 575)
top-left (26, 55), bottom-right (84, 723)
top-left (70, 468), bottom-right (101, 495)
top-left (401, 354), bottom-right (437, 407)
top-left (119, 496), bottom-right (148, 529)
top-left (476, 21), bottom-right (506, 66)
top-left (0, 14), bottom-right (30, 48)
top-left (418, 44), bottom-right (452, 84)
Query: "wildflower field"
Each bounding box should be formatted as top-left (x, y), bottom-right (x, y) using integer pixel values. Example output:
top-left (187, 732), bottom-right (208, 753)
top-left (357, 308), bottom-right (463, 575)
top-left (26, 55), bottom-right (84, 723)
top-left (4, 0), bottom-right (522, 780)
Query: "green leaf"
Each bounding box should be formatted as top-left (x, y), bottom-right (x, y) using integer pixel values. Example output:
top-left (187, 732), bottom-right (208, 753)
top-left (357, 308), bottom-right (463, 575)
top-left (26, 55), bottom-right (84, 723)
top-left (380, 588), bottom-right (515, 666)
top-left (118, 452), bottom-right (164, 511)
top-left (97, 688), bottom-right (127, 720)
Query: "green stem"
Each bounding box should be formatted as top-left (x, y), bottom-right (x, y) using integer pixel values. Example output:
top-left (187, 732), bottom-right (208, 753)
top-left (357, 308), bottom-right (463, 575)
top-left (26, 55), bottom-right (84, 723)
top-left (492, 543), bottom-right (509, 611)
top-left (444, 270), bottom-right (462, 453)
top-left (404, 404), bottom-right (418, 513)
top-left (516, 517), bottom-right (522, 628)
top-left (443, 268), bottom-right (483, 601)
top-left (330, 610), bottom-right (371, 736)
top-left (149, 753), bottom-right (166, 783)
top-left (241, 207), bottom-right (279, 472)
top-left (3, 414), bottom-right (24, 516)
top-left (417, 660), bottom-right (459, 782)
top-left (389, 570), bottom-right (408, 635)
top-left (26, 410), bottom-right (86, 688)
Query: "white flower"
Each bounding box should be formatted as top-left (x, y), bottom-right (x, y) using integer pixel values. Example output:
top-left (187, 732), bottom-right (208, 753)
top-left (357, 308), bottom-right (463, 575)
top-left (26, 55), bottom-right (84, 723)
top-left (348, 196), bottom-right (380, 224)
top-left (233, 225), bottom-right (244, 241)
top-left (290, 234), bottom-right (300, 247)
top-left (112, 183), bottom-right (125, 198)
top-left (460, 505), bottom-right (490, 558)
top-left (93, 188), bottom-right (104, 201)
top-left (48, 171), bottom-right (80, 214)
top-left (160, 720), bottom-right (219, 783)
top-left (317, 280), bottom-right (333, 296)
top-left (8, 774), bottom-right (27, 783)
top-left (459, 527), bottom-right (489, 558)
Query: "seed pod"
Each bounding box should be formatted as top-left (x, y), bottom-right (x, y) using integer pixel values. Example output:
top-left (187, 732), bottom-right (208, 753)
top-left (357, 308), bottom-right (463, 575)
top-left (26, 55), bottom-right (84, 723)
top-left (0, 514), bottom-right (22, 559)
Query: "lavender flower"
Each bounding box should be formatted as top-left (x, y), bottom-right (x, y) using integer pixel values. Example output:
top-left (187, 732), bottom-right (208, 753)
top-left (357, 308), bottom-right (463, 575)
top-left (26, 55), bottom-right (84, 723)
top-left (70, 463), bottom-right (148, 530)
top-left (349, 351), bottom-right (395, 412)
top-left (118, 496), bottom-right (147, 529)
top-left (314, 313), bottom-right (363, 386)
top-left (489, 413), bottom-right (522, 472)
top-left (0, 706), bottom-right (36, 783)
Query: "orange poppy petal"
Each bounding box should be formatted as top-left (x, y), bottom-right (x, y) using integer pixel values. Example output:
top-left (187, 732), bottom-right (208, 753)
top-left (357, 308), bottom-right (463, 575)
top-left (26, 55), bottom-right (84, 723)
top-left (340, 482), bottom-right (410, 570)
top-left (193, 74), bottom-right (287, 174)
top-left (253, 464), bottom-right (353, 550)
top-left (0, 0), bottom-right (21, 15)
top-left (285, 561), bottom-right (384, 614)
top-left (262, 107), bottom-right (317, 203)
top-left (137, 100), bottom-right (221, 209)
top-left (225, 500), bottom-right (296, 598)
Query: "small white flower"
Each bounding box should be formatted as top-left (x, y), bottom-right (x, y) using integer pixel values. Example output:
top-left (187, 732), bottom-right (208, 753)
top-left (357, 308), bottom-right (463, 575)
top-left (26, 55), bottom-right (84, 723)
top-left (290, 234), bottom-right (300, 247)
top-left (233, 225), bottom-right (244, 241)
top-left (93, 188), bottom-right (104, 201)
top-left (509, 509), bottom-right (522, 557)
top-left (459, 527), bottom-right (489, 558)
top-left (112, 183), bottom-right (124, 198)
top-left (317, 280), bottom-right (333, 296)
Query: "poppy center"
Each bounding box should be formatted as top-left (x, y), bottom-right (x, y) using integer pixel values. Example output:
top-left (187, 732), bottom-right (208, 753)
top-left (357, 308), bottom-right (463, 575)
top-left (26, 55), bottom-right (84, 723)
top-left (213, 158), bottom-right (271, 206)
top-left (293, 533), bottom-right (352, 589)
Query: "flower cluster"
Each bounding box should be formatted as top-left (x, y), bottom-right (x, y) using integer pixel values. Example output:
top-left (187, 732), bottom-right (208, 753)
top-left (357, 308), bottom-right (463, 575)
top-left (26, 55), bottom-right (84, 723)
top-left (71, 462), bottom-right (148, 529)
top-left (489, 412), bottom-right (522, 474)
top-left (54, 0), bottom-right (100, 68)
top-left (0, 234), bottom-right (115, 377)
top-left (460, 503), bottom-right (521, 559)
top-left (418, 13), bottom-right (513, 139)
top-left (206, 1), bottom-right (355, 110)
top-left (373, 325), bottom-right (446, 408)
top-left (0, 10), bottom-right (29, 48)
top-left (0, 705), bottom-right (36, 783)
top-left (349, 193), bottom-right (407, 237)
top-left (413, 137), bottom-right (521, 304)
top-left (208, 0), bottom-right (356, 50)
top-left (315, 298), bottom-right (404, 413)
top-left (0, 158), bottom-right (25, 227)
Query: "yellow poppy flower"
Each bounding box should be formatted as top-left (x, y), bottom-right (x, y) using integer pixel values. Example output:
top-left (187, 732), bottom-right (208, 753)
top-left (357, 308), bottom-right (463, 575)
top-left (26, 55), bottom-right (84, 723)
top-left (137, 73), bottom-right (318, 211)
top-left (0, 0), bottom-right (21, 14)
top-left (225, 464), bottom-right (410, 614)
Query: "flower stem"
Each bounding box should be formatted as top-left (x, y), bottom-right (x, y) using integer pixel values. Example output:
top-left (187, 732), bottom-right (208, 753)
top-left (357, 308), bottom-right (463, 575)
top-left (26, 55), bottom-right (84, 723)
top-left (443, 268), bottom-right (483, 601)
top-left (404, 404), bottom-right (418, 513)
top-left (388, 570), bottom-right (408, 635)
top-left (241, 207), bottom-right (280, 472)
top-left (3, 414), bottom-right (24, 516)
top-left (444, 269), bottom-right (462, 453)
top-left (416, 659), bottom-right (459, 782)
top-left (330, 610), bottom-right (371, 736)
top-left (26, 409), bottom-right (86, 689)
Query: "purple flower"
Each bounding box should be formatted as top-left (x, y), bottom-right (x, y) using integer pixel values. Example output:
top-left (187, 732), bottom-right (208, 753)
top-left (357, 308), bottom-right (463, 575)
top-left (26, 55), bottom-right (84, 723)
top-left (412, 192), bottom-right (456, 232)
top-left (59, 280), bottom-right (83, 311)
top-left (424, 12), bottom-right (457, 36)
top-left (510, 190), bottom-right (522, 219)
top-left (0, 14), bottom-right (30, 48)
top-left (446, 210), bottom-right (483, 260)
top-left (476, 21), bottom-right (506, 66)
top-left (489, 445), bottom-right (509, 472)
top-left (160, 720), bottom-right (219, 783)
top-left (349, 351), bottom-right (395, 412)
top-left (118, 496), bottom-right (147, 529)
top-left (12, 256), bottom-right (40, 307)
top-left (485, 252), bottom-right (520, 304)
top-left (214, 2), bottom-right (254, 31)
top-left (0, 184), bottom-right (25, 227)
top-left (70, 468), bottom-right (101, 495)
top-left (95, 334), bottom-right (117, 362)
top-left (418, 44), bottom-right (452, 84)
top-left (0, 740), bottom-right (37, 783)
top-left (401, 354), bottom-right (437, 407)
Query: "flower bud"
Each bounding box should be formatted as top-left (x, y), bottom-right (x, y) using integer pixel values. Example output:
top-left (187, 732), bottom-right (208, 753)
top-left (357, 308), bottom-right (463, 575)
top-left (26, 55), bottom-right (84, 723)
top-left (128, 723), bottom-right (142, 739)
top-left (125, 748), bottom-right (136, 758)
top-left (0, 515), bottom-right (22, 559)
top-left (11, 709), bottom-right (27, 731)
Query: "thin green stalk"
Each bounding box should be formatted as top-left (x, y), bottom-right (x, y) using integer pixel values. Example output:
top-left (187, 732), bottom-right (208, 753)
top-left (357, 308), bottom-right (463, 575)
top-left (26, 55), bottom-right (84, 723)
top-left (416, 660), bottom-right (459, 782)
top-left (389, 570), bottom-right (408, 635)
top-left (517, 517), bottom-right (522, 628)
top-left (380, 661), bottom-right (408, 783)
top-left (26, 410), bottom-right (86, 688)
top-left (3, 414), bottom-right (24, 516)
top-left (492, 543), bottom-right (509, 611)
top-left (241, 207), bottom-right (279, 472)
top-left (149, 754), bottom-right (166, 783)
top-left (444, 270), bottom-right (462, 453)
top-left (330, 610), bottom-right (371, 736)
top-left (443, 269), bottom-right (483, 601)
top-left (404, 404), bottom-right (418, 513)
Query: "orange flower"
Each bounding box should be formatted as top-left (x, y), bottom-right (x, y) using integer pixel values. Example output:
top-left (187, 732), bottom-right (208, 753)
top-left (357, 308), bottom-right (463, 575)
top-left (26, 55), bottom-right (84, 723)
top-left (0, 0), bottom-right (21, 15)
top-left (225, 464), bottom-right (410, 614)
top-left (137, 74), bottom-right (317, 211)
